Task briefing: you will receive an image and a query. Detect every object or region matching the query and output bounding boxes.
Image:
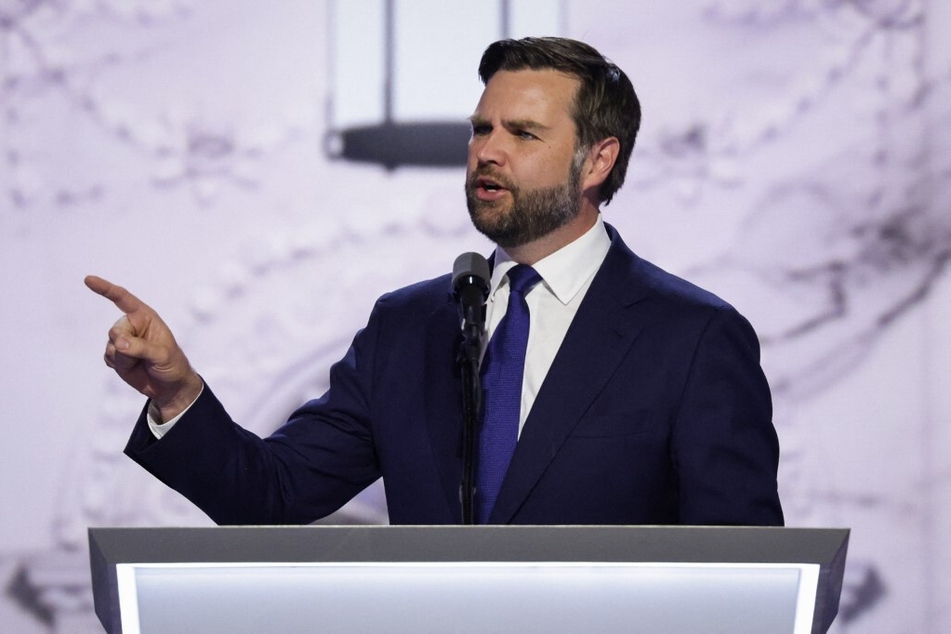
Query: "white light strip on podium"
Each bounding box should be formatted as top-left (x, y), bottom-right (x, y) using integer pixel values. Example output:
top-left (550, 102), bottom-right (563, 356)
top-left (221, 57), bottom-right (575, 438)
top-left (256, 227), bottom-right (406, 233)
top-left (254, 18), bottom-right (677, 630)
top-left (116, 561), bottom-right (820, 633)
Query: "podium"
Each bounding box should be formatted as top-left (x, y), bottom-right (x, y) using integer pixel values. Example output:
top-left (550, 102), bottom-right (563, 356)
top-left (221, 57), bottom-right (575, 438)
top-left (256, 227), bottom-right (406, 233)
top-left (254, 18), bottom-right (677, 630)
top-left (89, 525), bottom-right (848, 633)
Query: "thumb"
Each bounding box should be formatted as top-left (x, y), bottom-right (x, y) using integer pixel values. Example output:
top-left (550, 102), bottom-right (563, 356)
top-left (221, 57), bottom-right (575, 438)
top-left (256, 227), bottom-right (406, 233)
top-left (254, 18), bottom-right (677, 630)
top-left (113, 331), bottom-right (166, 366)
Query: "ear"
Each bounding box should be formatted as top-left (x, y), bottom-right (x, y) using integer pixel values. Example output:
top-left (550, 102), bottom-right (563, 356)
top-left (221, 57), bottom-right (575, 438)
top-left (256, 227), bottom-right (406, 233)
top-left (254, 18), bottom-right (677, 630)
top-left (581, 137), bottom-right (620, 193)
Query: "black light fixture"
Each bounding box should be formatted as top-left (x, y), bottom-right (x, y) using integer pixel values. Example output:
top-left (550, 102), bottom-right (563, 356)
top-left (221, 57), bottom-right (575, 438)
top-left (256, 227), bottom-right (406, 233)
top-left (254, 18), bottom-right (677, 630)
top-left (325, 0), bottom-right (563, 169)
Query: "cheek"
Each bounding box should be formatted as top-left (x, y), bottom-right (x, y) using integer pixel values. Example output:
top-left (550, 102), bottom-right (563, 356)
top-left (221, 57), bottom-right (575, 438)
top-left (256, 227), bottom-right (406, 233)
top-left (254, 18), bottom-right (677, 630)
top-left (522, 158), bottom-right (567, 188)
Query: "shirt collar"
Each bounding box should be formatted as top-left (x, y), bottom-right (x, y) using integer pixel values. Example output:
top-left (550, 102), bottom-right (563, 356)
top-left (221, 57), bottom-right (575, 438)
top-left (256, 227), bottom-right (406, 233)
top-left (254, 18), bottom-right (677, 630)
top-left (490, 215), bottom-right (611, 305)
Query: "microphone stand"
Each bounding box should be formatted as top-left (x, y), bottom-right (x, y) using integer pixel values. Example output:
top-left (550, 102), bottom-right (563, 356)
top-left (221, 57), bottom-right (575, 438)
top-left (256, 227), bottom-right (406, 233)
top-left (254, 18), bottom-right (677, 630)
top-left (452, 253), bottom-right (489, 525)
top-left (458, 329), bottom-right (482, 525)
top-left (458, 306), bottom-right (488, 525)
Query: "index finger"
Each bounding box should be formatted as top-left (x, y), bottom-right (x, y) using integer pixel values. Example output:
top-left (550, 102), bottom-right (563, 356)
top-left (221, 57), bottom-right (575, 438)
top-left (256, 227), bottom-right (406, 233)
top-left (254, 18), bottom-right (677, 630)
top-left (84, 275), bottom-right (146, 315)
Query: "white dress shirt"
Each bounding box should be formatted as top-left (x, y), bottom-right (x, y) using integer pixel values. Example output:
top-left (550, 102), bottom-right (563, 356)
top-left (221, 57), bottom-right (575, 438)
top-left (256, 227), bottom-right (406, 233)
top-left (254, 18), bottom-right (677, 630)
top-left (150, 216), bottom-right (612, 439)
top-left (485, 215), bottom-right (612, 436)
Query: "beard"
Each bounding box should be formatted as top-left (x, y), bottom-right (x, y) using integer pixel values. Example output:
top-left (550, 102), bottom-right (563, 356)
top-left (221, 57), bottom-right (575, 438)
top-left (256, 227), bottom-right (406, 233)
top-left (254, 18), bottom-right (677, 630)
top-left (465, 154), bottom-right (585, 249)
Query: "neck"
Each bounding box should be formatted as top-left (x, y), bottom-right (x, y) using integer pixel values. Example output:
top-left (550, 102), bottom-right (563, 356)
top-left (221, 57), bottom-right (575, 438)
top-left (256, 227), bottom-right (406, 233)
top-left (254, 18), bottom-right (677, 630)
top-left (503, 204), bottom-right (600, 266)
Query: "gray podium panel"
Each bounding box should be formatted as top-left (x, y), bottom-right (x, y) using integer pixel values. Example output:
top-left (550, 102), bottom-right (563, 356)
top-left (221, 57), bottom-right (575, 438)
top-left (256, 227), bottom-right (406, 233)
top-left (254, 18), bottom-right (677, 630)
top-left (89, 525), bottom-right (849, 634)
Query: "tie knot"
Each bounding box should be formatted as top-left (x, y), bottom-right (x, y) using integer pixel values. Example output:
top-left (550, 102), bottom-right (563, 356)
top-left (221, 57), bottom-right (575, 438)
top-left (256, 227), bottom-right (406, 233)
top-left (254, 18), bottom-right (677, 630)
top-left (506, 264), bottom-right (542, 295)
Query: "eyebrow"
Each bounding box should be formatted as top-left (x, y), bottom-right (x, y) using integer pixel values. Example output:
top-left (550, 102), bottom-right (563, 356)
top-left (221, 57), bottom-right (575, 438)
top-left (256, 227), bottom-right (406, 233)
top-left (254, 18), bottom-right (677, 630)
top-left (467, 115), bottom-right (551, 133)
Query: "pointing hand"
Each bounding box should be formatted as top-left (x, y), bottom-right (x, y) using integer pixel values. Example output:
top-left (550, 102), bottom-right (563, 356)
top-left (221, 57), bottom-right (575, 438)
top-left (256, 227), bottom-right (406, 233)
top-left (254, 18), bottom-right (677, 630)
top-left (85, 275), bottom-right (203, 422)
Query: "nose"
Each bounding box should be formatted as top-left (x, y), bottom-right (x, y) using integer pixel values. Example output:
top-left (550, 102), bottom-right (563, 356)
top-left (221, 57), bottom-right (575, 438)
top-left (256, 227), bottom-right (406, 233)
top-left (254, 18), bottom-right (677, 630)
top-left (471, 130), bottom-right (506, 168)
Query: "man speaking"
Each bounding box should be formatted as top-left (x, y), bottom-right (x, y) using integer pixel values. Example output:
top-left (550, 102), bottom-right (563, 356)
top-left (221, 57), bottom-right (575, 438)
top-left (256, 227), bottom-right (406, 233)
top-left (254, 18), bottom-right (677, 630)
top-left (86, 37), bottom-right (783, 527)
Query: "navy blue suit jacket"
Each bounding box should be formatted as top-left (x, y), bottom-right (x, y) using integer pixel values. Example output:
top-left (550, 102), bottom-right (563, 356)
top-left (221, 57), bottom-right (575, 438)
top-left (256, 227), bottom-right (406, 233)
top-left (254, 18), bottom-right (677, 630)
top-left (126, 225), bottom-right (783, 526)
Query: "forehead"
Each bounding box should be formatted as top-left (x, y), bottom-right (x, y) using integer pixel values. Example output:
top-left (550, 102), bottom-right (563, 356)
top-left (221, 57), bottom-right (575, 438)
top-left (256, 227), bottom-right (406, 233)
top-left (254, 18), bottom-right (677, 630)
top-left (472, 68), bottom-right (580, 124)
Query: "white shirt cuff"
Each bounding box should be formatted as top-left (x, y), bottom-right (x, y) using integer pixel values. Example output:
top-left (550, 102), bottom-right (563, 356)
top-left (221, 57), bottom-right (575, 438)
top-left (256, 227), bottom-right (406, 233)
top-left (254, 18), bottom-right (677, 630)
top-left (146, 382), bottom-right (204, 439)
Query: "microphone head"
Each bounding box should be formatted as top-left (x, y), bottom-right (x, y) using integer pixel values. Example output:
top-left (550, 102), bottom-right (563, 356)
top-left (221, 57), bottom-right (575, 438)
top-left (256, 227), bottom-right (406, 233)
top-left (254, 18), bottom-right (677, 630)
top-left (452, 252), bottom-right (490, 296)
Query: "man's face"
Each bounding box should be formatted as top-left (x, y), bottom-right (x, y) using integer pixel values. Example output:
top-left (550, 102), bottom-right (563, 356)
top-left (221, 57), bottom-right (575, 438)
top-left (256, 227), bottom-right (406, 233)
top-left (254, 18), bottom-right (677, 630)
top-left (465, 69), bottom-right (586, 249)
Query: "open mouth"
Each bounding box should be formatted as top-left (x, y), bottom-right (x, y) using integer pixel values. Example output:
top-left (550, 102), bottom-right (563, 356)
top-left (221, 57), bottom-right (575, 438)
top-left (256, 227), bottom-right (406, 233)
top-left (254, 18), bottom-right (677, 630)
top-left (471, 173), bottom-right (512, 200)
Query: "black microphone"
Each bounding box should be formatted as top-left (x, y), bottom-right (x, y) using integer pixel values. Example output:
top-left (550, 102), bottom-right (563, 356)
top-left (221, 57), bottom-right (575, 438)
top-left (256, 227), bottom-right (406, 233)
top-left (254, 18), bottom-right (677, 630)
top-left (452, 252), bottom-right (490, 363)
top-left (452, 252), bottom-right (490, 525)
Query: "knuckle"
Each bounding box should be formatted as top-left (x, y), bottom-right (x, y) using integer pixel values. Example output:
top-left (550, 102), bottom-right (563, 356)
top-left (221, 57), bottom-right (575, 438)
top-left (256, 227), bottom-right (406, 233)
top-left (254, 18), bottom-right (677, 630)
top-left (107, 322), bottom-right (127, 341)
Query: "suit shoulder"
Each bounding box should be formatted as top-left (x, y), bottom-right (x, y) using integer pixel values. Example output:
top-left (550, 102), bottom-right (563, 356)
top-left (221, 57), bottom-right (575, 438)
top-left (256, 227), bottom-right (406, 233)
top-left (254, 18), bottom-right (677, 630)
top-left (605, 223), bottom-right (734, 314)
top-left (374, 273), bottom-right (453, 312)
top-left (634, 256), bottom-right (733, 312)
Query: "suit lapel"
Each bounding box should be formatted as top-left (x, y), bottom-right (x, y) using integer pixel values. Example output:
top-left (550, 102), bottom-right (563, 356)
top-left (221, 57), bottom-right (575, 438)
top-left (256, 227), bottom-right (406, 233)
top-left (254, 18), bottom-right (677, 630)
top-left (489, 228), bottom-right (651, 523)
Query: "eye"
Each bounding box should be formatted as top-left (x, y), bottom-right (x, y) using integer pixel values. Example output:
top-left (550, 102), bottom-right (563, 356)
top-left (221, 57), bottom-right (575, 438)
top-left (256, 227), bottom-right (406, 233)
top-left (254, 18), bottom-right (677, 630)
top-left (516, 130), bottom-right (538, 140)
top-left (471, 123), bottom-right (491, 137)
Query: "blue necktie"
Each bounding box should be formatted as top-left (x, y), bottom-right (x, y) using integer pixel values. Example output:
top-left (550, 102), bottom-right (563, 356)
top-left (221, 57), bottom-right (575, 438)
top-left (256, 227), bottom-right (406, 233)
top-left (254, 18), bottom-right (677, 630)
top-left (476, 264), bottom-right (542, 523)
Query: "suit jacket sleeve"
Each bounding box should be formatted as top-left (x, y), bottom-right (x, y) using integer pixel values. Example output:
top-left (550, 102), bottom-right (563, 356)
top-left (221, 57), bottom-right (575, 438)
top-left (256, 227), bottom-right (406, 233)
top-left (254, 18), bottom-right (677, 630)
top-left (123, 302), bottom-right (387, 525)
top-left (672, 305), bottom-right (783, 526)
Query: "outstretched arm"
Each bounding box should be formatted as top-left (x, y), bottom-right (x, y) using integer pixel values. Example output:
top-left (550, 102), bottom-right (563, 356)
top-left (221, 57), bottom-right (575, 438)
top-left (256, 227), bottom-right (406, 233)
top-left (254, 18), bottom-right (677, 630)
top-left (85, 275), bottom-right (203, 422)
